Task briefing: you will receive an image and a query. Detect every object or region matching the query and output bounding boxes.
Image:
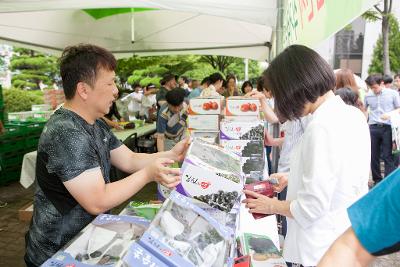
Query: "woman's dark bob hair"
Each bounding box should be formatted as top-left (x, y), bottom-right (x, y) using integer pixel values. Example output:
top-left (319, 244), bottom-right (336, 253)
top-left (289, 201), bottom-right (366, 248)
top-left (262, 44), bottom-right (336, 121)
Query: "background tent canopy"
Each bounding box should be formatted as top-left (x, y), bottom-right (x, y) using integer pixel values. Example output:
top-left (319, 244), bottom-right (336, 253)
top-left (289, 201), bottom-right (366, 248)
top-left (0, 0), bottom-right (277, 60)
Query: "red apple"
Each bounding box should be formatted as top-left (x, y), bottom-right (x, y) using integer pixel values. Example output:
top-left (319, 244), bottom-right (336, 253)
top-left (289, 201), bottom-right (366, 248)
top-left (250, 103), bottom-right (257, 112)
top-left (240, 103), bottom-right (249, 112)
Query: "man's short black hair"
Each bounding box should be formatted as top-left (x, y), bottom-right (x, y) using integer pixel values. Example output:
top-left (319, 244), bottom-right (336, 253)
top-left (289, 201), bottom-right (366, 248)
top-left (166, 88), bottom-right (186, 106)
top-left (383, 74), bottom-right (393, 84)
top-left (395, 73), bottom-right (400, 79)
top-left (163, 74), bottom-right (176, 84)
top-left (365, 74), bottom-right (383, 86)
top-left (209, 73), bottom-right (224, 84)
top-left (59, 44), bottom-right (117, 100)
top-left (263, 44), bottom-right (336, 121)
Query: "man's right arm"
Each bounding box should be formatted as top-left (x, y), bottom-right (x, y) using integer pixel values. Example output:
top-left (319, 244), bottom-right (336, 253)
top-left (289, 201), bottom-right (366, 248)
top-left (318, 228), bottom-right (374, 267)
top-left (63, 159), bottom-right (180, 215)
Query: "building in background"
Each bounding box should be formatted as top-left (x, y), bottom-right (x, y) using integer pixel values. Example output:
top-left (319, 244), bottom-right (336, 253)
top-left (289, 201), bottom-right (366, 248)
top-left (0, 44), bottom-right (12, 88)
top-left (315, 0), bottom-right (400, 79)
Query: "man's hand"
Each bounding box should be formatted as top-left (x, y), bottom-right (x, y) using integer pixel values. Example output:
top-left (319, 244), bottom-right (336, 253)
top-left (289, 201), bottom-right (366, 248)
top-left (269, 172), bottom-right (288, 193)
top-left (381, 113), bottom-right (390, 120)
top-left (242, 190), bottom-right (278, 215)
top-left (145, 158), bottom-right (181, 188)
top-left (170, 138), bottom-right (190, 162)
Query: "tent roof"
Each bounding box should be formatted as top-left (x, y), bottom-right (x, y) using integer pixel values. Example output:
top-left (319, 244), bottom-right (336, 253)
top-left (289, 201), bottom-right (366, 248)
top-left (0, 0), bottom-right (276, 60)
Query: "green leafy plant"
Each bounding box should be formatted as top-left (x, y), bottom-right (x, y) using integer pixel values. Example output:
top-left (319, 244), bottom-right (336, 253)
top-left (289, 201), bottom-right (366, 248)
top-left (3, 88), bottom-right (44, 112)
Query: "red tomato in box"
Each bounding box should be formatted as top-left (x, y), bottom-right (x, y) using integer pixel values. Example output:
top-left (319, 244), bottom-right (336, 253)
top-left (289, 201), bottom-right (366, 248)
top-left (250, 103), bottom-right (257, 112)
top-left (211, 102), bottom-right (219, 110)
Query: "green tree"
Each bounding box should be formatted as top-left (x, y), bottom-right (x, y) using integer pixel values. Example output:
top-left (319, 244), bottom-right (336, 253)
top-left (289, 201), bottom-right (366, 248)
top-left (3, 88), bottom-right (44, 112)
top-left (117, 54), bottom-right (262, 86)
top-left (10, 48), bottom-right (58, 90)
top-left (363, 0), bottom-right (394, 75)
top-left (225, 59), bottom-right (262, 81)
top-left (368, 15), bottom-right (400, 74)
top-left (121, 55), bottom-right (199, 87)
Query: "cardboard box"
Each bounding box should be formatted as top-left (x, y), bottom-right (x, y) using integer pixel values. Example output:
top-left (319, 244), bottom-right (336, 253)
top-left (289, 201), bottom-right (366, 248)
top-left (18, 202), bottom-right (33, 222)
top-left (188, 115), bottom-right (219, 130)
top-left (220, 140), bottom-right (264, 157)
top-left (188, 97), bottom-right (222, 115)
top-left (225, 97), bottom-right (260, 116)
top-left (220, 120), bottom-right (264, 140)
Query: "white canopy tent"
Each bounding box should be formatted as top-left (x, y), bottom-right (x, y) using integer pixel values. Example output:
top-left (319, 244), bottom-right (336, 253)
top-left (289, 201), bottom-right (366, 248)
top-left (0, 0), bottom-right (277, 60)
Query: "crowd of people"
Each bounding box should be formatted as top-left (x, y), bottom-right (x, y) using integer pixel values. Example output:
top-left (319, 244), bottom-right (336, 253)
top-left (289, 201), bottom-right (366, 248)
top-left (21, 43), bottom-right (400, 267)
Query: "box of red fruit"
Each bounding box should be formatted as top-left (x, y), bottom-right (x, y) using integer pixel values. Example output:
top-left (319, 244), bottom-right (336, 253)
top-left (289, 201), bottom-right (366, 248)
top-left (225, 97), bottom-right (259, 116)
top-left (244, 181), bottom-right (275, 219)
top-left (188, 97), bottom-right (222, 115)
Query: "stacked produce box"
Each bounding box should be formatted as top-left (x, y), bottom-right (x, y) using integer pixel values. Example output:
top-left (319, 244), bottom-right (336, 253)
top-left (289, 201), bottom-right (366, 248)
top-left (44, 89), bottom-right (65, 109)
top-left (220, 97), bottom-right (266, 184)
top-left (187, 97), bottom-right (222, 143)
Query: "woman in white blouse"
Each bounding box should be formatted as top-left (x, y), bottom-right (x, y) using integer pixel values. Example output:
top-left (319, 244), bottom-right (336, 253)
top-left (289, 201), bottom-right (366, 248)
top-left (243, 45), bottom-right (370, 267)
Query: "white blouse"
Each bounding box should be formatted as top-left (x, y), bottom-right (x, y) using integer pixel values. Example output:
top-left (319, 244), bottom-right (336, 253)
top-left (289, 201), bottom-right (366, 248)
top-left (283, 96), bottom-right (371, 266)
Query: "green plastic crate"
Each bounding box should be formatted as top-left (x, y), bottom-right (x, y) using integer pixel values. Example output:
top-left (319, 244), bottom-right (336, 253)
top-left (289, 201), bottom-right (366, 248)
top-left (0, 165), bottom-right (21, 186)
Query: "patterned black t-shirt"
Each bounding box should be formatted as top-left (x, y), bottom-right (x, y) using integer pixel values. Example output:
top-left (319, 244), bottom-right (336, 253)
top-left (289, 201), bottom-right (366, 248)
top-left (25, 108), bottom-right (122, 266)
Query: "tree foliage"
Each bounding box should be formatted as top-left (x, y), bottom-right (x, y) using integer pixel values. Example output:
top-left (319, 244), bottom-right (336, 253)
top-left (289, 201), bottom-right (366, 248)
top-left (3, 88), bottom-right (44, 112)
top-left (117, 54), bottom-right (262, 87)
top-left (10, 48), bottom-right (58, 90)
top-left (363, 0), bottom-right (394, 75)
top-left (368, 15), bottom-right (400, 74)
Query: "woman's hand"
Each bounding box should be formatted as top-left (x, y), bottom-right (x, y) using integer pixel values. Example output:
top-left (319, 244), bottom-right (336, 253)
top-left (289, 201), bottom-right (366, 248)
top-left (246, 90), bottom-right (266, 102)
top-left (269, 172), bottom-right (288, 193)
top-left (242, 190), bottom-right (278, 215)
top-left (145, 158), bottom-right (181, 188)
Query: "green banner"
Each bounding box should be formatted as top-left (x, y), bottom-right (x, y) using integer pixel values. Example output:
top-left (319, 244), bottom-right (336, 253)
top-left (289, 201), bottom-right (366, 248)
top-left (281, 0), bottom-right (379, 51)
top-left (84, 8), bottom-right (155, 19)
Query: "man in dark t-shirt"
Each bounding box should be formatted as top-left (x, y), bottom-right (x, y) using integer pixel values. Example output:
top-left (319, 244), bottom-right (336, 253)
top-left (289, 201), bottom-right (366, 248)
top-left (156, 74), bottom-right (177, 112)
top-left (24, 44), bottom-right (188, 267)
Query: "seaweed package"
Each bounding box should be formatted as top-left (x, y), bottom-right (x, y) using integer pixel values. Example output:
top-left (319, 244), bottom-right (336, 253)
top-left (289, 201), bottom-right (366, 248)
top-left (220, 139), bottom-right (264, 157)
top-left (185, 138), bottom-right (242, 175)
top-left (239, 233), bottom-right (287, 267)
top-left (42, 214), bottom-right (150, 267)
top-left (220, 120), bottom-right (264, 140)
top-left (179, 163), bottom-right (243, 212)
top-left (124, 191), bottom-right (235, 267)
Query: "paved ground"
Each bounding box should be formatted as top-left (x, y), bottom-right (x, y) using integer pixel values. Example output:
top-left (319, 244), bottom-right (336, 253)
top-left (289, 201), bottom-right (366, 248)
top-left (0, 180), bottom-right (157, 267)
top-left (0, 178), bottom-right (399, 267)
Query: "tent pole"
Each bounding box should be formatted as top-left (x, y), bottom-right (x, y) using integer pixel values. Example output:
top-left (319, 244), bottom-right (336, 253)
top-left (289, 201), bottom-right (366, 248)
top-left (271, 0), bottom-right (284, 174)
top-left (244, 58), bottom-right (249, 81)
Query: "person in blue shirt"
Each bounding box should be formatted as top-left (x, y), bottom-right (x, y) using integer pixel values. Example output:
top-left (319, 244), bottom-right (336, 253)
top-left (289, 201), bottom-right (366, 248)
top-left (364, 74), bottom-right (400, 184)
top-left (188, 76), bottom-right (210, 99)
top-left (318, 168), bottom-right (400, 266)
